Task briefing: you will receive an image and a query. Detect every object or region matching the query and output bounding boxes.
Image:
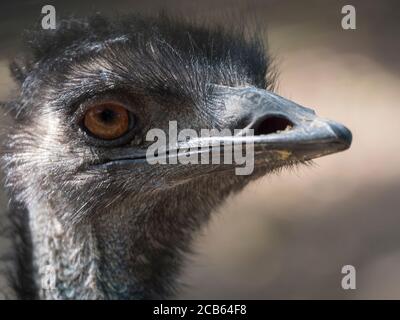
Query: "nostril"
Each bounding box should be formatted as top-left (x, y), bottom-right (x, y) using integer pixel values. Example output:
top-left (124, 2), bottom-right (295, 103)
top-left (252, 116), bottom-right (294, 136)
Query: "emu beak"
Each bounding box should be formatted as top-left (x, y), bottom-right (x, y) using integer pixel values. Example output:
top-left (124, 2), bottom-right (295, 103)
top-left (94, 86), bottom-right (352, 175)
top-left (215, 85), bottom-right (352, 162)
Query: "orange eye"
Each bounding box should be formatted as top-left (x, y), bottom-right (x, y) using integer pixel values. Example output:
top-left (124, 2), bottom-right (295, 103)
top-left (83, 103), bottom-right (130, 140)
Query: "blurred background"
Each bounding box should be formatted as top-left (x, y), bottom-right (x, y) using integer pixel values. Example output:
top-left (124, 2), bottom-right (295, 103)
top-left (1, 0), bottom-right (399, 299)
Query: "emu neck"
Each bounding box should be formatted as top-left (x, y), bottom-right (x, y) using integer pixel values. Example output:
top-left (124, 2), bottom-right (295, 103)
top-left (27, 191), bottom-right (206, 300)
top-left (28, 203), bottom-right (102, 299)
top-left (25, 175), bottom-right (247, 299)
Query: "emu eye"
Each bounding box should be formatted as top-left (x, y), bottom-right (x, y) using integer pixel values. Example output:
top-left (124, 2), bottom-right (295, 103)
top-left (83, 103), bottom-right (131, 140)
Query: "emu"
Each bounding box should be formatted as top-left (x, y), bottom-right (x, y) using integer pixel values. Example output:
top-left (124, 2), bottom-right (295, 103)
top-left (0, 14), bottom-right (351, 299)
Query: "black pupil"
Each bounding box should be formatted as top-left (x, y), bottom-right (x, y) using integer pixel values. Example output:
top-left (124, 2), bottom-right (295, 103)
top-left (99, 109), bottom-right (116, 123)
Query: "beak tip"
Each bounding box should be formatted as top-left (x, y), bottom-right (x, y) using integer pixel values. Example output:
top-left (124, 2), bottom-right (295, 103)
top-left (329, 121), bottom-right (353, 149)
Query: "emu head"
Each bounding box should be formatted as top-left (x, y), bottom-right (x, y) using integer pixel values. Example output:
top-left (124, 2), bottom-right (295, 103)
top-left (2, 15), bottom-right (351, 299)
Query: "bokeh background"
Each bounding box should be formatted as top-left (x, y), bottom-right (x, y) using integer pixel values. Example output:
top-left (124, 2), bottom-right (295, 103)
top-left (1, 0), bottom-right (399, 299)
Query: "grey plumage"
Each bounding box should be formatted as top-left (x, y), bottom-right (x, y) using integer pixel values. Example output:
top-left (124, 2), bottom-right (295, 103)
top-left (0, 13), bottom-right (351, 299)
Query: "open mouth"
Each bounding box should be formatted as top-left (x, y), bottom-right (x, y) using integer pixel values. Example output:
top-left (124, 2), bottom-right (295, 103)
top-left (251, 115), bottom-right (294, 136)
